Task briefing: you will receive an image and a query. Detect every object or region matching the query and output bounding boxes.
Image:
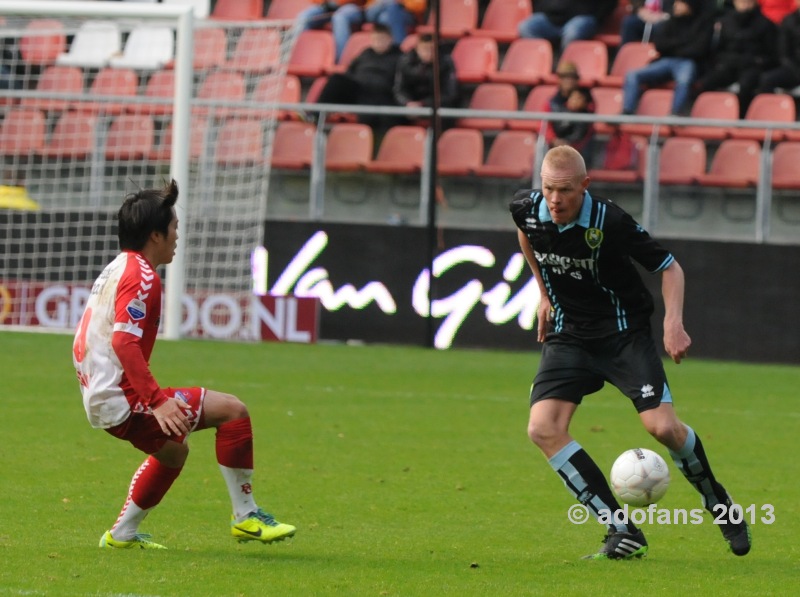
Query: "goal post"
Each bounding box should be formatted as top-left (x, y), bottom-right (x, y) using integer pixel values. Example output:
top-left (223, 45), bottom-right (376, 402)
top-left (0, 2), bottom-right (299, 340)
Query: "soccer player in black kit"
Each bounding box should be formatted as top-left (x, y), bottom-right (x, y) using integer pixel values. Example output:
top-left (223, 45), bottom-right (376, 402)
top-left (510, 145), bottom-right (751, 560)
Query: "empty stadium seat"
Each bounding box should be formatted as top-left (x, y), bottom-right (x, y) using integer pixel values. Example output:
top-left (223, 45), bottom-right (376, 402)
top-left (237, 74), bottom-right (301, 120)
top-left (364, 126), bottom-right (427, 174)
top-left (473, 130), bottom-right (536, 179)
top-left (215, 118), bottom-right (265, 165)
top-left (73, 67), bottom-right (138, 115)
top-left (192, 27), bottom-right (228, 70)
top-left (451, 37), bottom-right (499, 84)
top-left (591, 86), bottom-right (623, 136)
top-left (600, 42), bottom-right (656, 87)
top-left (674, 91), bottom-right (739, 141)
top-left (476, 0), bottom-right (532, 43)
top-left (544, 41), bottom-right (608, 87)
top-left (148, 115), bottom-right (209, 161)
top-left (437, 128), bottom-right (484, 176)
top-left (588, 135), bottom-right (648, 183)
top-left (730, 93), bottom-right (796, 142)
top-left (104, 114), bottom-right (155, 160)
top-left (418, 0), bottom-right (479, 38)
top-left (137, 70), bottom-right (175, 115)
top-left (507, 84), bottom-right (556, 132)
top-left (695, 139), bottom-right (761, 188)
top-left (56, 20), bottom-right (121, 68)
top-left (325, 123), bottom-right (373, 172)
top-left (266, 0), bottom-right (314, 19)
top-left (211, 0), bottom-right (263, 20)
top-left (659, 137), bottom-right (706, 185)
top-left (328, 31), bottom-right (372, 75)
top-left (225, 27), bottom-right (282, 73)
top-left (19, 19), bottom-right (66, 67)
top-left (619, 88), bottom-right (673, 137)
top-left (287, 30), bottom-right (335, 78)
top-left (488, 38), bottom-right (552, 87)
top-left (771, 142), bottom-right (800, 189)
top-left (20, 65), bottom-right (84, 112)
top-left (0, 109), bottom-right (46, 155)
top-left (271, 121), bottom-right (315, 169)
top-left (110, 25), bottom-right (174, 70)
top-left (456, 82), bottom-right (517, 130)
top-left (194, 71), bottom-right (246, 117)
top-left (39, 112), bottom-right (98, 159)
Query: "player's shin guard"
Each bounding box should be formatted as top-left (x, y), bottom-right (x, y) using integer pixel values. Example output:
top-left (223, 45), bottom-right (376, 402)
top-left (668, 426), bottom-right (727, 509)
top-left (216, 417), bottom-right (257, 520)
top-left (549, 440), bottom-right (635, 533)
top-left (111, 456), bottom-right (182, 541)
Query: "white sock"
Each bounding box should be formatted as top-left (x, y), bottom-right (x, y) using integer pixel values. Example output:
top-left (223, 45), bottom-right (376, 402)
top-left (111, 501), bottom-right (150, 541)
top-left (219, 465), bottom-right (257, 521)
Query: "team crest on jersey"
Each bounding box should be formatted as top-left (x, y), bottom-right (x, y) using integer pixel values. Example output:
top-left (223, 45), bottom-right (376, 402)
top-left (585, 228), bottom-right (604, 249)
top-left (126, 298), bottom-right (147, 320)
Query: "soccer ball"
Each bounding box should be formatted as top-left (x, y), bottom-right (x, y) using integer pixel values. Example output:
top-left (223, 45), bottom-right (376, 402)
top-left (610, 448), bottom-right (670, 507)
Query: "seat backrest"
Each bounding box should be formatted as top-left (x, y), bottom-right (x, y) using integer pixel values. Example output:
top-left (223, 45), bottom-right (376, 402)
top-left (197, 70), bottom-right (246, 102)
top-left (88, 67), bottom-right (138, 98)
top-left (744, 93), bottom-right (796, 123)
top-left (636, 88), bottom-right (674, 117)
top-left (288, 30), bottom-right (335, 76)
top-left (772, 142), bottom-right (800, 187)
top-left (479, 0), bottom-right (532, 38)
top-left (451, 36), bottom-right (499, 81)
top-left (21, 65), bottom-right (84, 111)
top-left (211, 0), bottom-right (263, 20)
top-left (216, 118), bottom-right (265, 165)
top-left (110, 25), bottom-right (175, 69)
top-left (498, 38), bottom-right (552, 79)
top-left (659, 137), bottom-right (706, 180)
top-left (591, 86), bottom-right (623, 117)
top-left (56, 20), bottom-right (121, 68)
top-left (227, 27), bottom-right (282, 73)
top-left (556, 40), bottom-right (608, 85)
top-left (19, 19), bottom-right (66, 66)
top-left (193, 27), bottom-right (228, 69)
top-left (272, 121), bottom-right (315, 165)
top-left (459, 82), bottom-right (517, 129)
top-left (427, 0), bottom-right (479, 35)
top-left (152, 115), bottom-right (209, 160)
top-left (41, 112), bottom-right (98, 157)
top-left (608, 42), bottom-right (656, 79)
top-left (708, 139), bottom-right (761, 178)
top-left (104, 114), bottom-right (155, 160)
top-left (266, 0), bottom-right (314, 19)
top-left (484, 130), bottom-right (536, 174)
top-left (336, 31), bottom-right (372, 70)
top-left (690, 91), bottom-right (739, 121)
top-left (325, 123), bottom-right (373, 170)
top-left (373, 125), bottom-right (426, 167)
top-left (437, 128), bottom-right (484, 171)
top-left (0, 109), bottom-right (46, 153)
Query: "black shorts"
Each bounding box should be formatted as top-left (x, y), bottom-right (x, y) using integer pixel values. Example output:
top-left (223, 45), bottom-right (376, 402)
top-left (529, 328), bottom-right (672, 413)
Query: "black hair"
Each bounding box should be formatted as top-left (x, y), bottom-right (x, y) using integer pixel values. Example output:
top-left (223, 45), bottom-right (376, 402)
top-left (418, 32), bottom-right (433, 43)
top-left (117, 179), bottom-right (179, 251)
top-left (372, 23), bottom-right (391, 36)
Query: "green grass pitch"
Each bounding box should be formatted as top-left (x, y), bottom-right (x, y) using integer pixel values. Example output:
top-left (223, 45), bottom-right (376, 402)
top-left (1, 331), bottom-right (798, 597)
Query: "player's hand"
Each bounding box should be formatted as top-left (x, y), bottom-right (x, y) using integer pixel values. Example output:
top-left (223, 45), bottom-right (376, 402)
top-left (152, 398), bottom-right (193, 436)
top-left (537, 297), bottom-right (553, 343)
top-left (663, 319), bottom-right (691, 364)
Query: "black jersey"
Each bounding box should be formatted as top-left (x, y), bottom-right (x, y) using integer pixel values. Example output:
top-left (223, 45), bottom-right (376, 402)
top-left (510, 189), bottom-right (675, 338)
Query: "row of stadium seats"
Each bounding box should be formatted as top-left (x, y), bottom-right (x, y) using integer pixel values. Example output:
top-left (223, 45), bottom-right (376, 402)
top-left (3, 108), bottom-right (800, 189)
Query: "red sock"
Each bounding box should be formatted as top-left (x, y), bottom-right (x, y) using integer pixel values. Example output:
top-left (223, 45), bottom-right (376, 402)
top-left (216, 418), bottom-right (254, 469)
top-left (130, 455), bottom-right (182, 509)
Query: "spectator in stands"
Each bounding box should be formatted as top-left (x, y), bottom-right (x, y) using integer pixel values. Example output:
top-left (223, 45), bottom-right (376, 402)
top-left (314, 24), bottom-right (402, 127)
top-left (755, 0), bottom-right (800, 94)
top-left (695, 0), bottom-right (777, 117)
top-left (295, 1), bottom-right (367, 62)
top-left (360, 1), bottom-right (426, 48)
top-left (758, 0), bottom-right (796, 23)
top-left (621, 0), bottom-right (674, 45)
top-left (543, 62), bottom-right (596, 163)
top-left (622, 0), bottom-right (714, 116)
top-left (393, 32), bottom-right (459, 119)
top-left (517, 0), bottom-right (618, 53)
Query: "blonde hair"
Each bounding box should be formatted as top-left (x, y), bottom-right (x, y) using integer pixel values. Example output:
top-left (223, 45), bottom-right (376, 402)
top-left (542, 145), bottom-right (587, 178)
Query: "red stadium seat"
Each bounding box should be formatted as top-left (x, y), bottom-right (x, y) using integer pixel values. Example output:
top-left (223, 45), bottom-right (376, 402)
top-left (600, 42), bottom-right (656, 87)
top-left (39, 112), bottom-right (98, 159)
top-left (544, 41), bottom-right (608, 87)
top-left (328, 31), bottom-right (372, 75)
top-left (19, 19), bottom-right (66, 67)
top-left (0, 109), bottom-right (46, 155)
top-left (730, 93), bottom-right (796, 142)
top-left (437, 128), bottom-right (484, 176)
top-left (148, 115), bottom-right (209, 161)
top-left (287, 30), bottom-right (335, 78)
top-left (674, 91), bottom-right (739, 141)
top-left (192, 27), bottom-right (228, 70)
top-left (104, 114), bottom-right (155, 160)
top-left (473, 130), bottom-right (536, 179)
top-left (594, 1), bottom-right (628, 48)
top-left (659, 137), bottom-right (706, 185)
top-left (73, 67), bottom-right (138, 115)
top-left (507, 84), bottom-right (556, 132)
top-left (591, 86), bottom-right (623, 136)
top-left (237, 74), bottom-right (301, 120)
top-left (194, 70), bottom-right (246, 117)
top-left (588, 135), bottom-right (648, 183)
top-left (211, 0), bottom-right (263, 20)
top-left (364, 125), bottom-right (427, 174)
top-left (620, 88), bottom-right (673, 137)
top-left (456, 82), bottom-right (517, 130)
top-left (488, 38), bottom-right (552, 87)
top-left (325, 123), bottom-right (374, 172)
top-left (20, 65), bottom-right (83, 112)
top-left (451, 37), bottom-right (499, 84)
top-left (225, 27), bottom-right (282, 73)
top-left (695, 139), bottom-right (761, 188)
top-left (771, 142), bottom-right (800, 189)
top-left (266, 0), bottom-right (314, 20)
top-left (138, 70), bottom-right (174, 115)
top-left (271, 121), bottom-right (315, 170)
top-left (476, 0), bottom-right (532, 43)
top-left (215, 118), bottom-right (265, 165)
top-left (418, 0), bottom-right (479, 38)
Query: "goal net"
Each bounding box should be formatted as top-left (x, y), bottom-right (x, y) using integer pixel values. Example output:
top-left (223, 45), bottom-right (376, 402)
top-left (0, 1), bottom-right (298, 339)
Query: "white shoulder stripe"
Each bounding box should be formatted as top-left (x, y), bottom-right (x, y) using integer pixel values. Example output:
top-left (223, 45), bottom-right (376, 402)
top-left (114, 321), bottom-right (144, 338)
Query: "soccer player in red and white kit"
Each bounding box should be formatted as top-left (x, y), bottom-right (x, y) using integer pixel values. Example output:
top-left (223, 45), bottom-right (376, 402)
top-left (73, 180), bottom-right (295, 549)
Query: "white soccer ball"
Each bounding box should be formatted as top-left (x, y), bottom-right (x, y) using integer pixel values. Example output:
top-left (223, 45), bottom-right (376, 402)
top-left (610, 448), bottom-right (670, 507)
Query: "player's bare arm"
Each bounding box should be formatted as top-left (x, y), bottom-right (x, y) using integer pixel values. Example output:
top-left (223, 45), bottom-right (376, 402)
top-left (517, 229), bottom-right (551, 342)
top-left (661, 261), bottom-right (691, 364)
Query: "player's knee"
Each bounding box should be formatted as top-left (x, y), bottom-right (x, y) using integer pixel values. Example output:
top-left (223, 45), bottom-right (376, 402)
top-left (644, 418), bottom-right (682, 446)
top-left (154, 441), bottom-right (189, 468)
top-left (225, 394), bottom-right (249, 420)
top-left (527, 420), bottom-right (560, 448)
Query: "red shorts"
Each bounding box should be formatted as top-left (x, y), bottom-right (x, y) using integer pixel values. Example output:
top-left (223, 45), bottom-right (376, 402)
top-left (105, 387), bottom-right (206, 454)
